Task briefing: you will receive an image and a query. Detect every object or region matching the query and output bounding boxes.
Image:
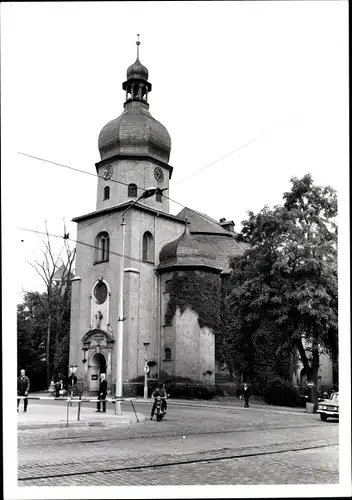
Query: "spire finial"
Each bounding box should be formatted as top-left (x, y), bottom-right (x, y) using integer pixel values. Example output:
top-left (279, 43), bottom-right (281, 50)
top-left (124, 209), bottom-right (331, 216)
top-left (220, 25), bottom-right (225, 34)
top-left (136, 34), bottom-right (140, 60)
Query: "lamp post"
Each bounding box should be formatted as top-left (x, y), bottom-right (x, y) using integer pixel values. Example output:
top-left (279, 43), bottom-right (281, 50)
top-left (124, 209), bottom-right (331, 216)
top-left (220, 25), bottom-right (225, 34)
top-left (115, 186), bottom-right (163, 415)
top-left (143, 342), bottom-right (150, 400)
top-left (68, 364), bottom-right (78, 396)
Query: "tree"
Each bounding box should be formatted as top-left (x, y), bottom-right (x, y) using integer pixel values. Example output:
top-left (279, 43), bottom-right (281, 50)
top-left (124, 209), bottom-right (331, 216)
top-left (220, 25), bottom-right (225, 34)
top-left (23, 223), bottom-right (76, 386)
top-left (224, 174), bottom-right (338, 392)
top-left (17, 292), bottom-right (47, 391)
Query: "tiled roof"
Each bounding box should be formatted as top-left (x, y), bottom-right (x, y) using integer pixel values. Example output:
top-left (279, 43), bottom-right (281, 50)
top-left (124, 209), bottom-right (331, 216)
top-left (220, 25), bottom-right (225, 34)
top-left (98, 101), bottom-right (171, 163)
top-left (194, 234), bottom-right (249, 273)
top-left (176, 207), bottom-right (233, 235)
top-left (158, 227), bottom-right (221, 271)
top-left (175, 208), bottom-right (249, 272)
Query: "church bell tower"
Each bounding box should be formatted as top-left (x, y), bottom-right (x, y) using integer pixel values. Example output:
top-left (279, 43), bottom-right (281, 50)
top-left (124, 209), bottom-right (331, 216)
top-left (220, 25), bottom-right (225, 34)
top-left (96, 36), bottom-right (173, 213)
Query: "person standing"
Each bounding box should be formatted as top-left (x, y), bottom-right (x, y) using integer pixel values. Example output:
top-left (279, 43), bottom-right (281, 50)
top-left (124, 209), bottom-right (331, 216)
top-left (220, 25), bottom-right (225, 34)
top-left (242, 383), bottom-right (251, 408)
top-left (68, 373), bottom-right (78, 397)
top-left (17, 369), bottom-right (30, 412)
top-left (54, 379), bottom-right (60, 398)
top-left (96, 373), bottom-right (107, 413)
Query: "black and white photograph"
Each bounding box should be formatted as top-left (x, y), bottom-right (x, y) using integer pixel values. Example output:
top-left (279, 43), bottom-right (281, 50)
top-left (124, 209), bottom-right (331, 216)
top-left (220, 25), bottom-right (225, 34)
top-left (2, 1), bottom-right (350, 498)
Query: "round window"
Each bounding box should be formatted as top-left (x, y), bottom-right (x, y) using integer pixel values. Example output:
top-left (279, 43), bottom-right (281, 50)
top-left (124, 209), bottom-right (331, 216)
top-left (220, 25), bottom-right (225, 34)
top-left (94, 282), bottom-right (108, 304)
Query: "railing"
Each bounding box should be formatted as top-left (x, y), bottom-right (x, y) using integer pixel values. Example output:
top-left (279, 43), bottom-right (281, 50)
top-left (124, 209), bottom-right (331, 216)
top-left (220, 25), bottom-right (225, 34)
top-left (17, 396), bottom-right (140, 426)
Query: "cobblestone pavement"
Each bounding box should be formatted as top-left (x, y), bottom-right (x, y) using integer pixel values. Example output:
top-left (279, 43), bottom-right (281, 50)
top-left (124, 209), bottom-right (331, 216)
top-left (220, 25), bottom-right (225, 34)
top-left (18, 403), bottom-right (339, 486)
top-left (20, 446), bottom-right (338, 486)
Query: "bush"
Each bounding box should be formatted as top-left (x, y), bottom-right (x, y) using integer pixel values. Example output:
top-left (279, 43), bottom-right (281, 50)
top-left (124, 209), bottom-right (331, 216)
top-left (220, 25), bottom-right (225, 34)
top-left (167, 383), bottom-right (215, 400)
top-left (126, 376), bottom-right (216, 400)
top-left (215, 384), bottom-right (240, 397)
top-left (263, 376), bottom-right (300, 407)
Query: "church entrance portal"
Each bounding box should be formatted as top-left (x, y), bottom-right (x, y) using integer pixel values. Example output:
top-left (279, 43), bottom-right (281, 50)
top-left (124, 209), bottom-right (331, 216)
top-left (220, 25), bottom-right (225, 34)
top-left (89, 352), bottom-right (107, 392)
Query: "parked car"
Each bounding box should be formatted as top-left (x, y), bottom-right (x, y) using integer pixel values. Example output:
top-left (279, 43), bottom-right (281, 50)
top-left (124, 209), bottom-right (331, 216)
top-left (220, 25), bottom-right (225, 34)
top-left (316, 392), bottom-right (339, 421)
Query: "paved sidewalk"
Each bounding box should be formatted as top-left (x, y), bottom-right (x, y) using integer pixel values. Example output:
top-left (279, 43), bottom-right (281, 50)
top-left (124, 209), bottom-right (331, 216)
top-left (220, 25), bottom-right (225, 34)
top-left (17, 402), bottom-right (147, 429)
top-left (17, 393), bottom-right (308, 430)
top-left (30, 392), bottom-right (308, 414)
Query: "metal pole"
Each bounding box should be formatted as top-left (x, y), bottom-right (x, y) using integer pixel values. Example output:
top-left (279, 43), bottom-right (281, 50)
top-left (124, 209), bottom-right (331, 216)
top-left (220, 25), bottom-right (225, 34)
top-left (115, 217), bottom-right (126, 415)
top-left (130, 400), bottom-right (140, 423)
top-left (114, 189), bottom-right (158, 416)
top-left (66, 400), bottom-right (69, 427)
top-left (144, 371), bottom-right (148, 400)
top-left (77, 395), bottom-right (82, 421)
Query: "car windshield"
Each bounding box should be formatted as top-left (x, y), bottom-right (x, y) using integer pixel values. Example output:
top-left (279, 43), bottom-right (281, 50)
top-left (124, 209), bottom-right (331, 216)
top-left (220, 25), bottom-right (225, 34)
top-left (330, 393), bottom-right (339, 402)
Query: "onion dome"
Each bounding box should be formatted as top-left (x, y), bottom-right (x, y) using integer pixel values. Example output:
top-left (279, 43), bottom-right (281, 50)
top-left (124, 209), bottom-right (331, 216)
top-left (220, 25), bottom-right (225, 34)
top-left (98, 36), bottom-right (171, 164)
top-left (98, 102), bottom-right (171, 163)
top-left (158, 225), bottom-right (221, 272)
top-left (127, 58), bottom-right (149, 81)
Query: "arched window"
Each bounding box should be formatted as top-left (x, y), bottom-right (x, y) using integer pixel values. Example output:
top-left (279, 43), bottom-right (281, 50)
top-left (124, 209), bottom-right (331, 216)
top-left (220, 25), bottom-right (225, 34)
top-left (164, 348), bottom-right (172, 360)
top-left (128, 183), bottom-right (137, 197)
top-left (156, 191), bottom-right (162, 203)
top-left (95, 232), bottom-right (109, 263)
top-left (142, 231), bottom-right (154, 263)
top-left (103, 186), bottom-right (110, 200)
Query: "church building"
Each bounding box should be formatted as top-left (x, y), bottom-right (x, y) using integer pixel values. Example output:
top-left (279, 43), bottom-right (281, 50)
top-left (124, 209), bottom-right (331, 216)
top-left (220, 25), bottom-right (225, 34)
top-left (69, 41), bottom-right (248, 395)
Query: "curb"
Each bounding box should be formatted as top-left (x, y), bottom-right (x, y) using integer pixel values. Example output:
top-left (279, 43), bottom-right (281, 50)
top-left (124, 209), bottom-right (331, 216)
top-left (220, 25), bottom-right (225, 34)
top-left (18, 417), bottom-right (147, 430)
top-left (135, 399), bottom-right (308, 415)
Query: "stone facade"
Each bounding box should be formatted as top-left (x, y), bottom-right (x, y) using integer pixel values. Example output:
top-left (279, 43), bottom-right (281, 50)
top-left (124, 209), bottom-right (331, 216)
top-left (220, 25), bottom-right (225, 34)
top-left (69, 42), bottom-right (246, 395)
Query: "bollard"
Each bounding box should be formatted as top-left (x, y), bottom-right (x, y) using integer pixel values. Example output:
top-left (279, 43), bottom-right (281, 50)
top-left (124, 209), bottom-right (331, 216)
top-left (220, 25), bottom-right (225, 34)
top-left (77, 395), bottom-right (82, 421)
top-left (66, 399), bottom-right (70, 427)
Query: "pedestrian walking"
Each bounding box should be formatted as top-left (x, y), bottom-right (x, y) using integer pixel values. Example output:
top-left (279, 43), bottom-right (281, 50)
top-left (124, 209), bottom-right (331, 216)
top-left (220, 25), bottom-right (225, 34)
top-left (48, 380), bottom-right (55, 397)
top-left (96, 373), bottom-right (107, 413)
top-left (17, 369), bottom-right (30, 412)
top-left (241, 383), bottom-right (251, 408)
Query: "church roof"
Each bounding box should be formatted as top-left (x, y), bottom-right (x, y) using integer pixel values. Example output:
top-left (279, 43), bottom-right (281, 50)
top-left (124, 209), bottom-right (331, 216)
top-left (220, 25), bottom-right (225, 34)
top-left (175, 208), bottom-right (249, 272)
top-left (127, 58), bottom-right (149, 81)
top-left (193, 234), bottom-right (249, 273)
top-left (177, 207), bottom-right (233, 235)
top-left (98, 38), bottom-right (171, 165)
top-left (72, 200), bottom-right (186, 224)
top-left (98, 102), bottom-right (171, 164)
top-left (158, 226), bottom-right (221, 272)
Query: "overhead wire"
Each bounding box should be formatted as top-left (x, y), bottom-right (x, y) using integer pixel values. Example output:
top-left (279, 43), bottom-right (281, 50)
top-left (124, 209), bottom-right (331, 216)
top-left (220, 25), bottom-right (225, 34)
top-left (17, 226), bottom-right (155, 268)
top-left (17, 152), bottom-right (142, 191)
top-left (172, 112), bottom-right (304, 186)
top-left (172, 129), bottom-right (271, 186)
top-left (17, 151), bottom-right (237, 233)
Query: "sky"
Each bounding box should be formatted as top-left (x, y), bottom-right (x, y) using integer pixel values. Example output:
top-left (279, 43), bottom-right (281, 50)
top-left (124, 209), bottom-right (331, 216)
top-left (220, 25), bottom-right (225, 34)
top-left (1, 3), bottom-right (351, 497)
top-left (2, 1), bottom-right (348, 295)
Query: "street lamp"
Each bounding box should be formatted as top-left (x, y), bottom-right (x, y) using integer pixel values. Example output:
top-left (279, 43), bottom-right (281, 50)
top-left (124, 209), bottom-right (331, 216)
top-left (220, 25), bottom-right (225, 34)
top-left (68, 363), bottom-right (78, 397)
top-left (115, 186), bottom-right (165, 415)
top-left (143, 342), bottom-right (150, 400)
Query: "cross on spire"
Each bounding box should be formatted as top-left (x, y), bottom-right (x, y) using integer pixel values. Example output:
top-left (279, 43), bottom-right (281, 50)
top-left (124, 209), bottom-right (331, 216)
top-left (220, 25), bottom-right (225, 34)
top-left (136, 34), bottom-right (140, 60)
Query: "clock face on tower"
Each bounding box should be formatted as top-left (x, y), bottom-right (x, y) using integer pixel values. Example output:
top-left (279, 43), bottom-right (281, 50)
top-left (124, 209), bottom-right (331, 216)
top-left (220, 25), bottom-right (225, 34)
top-left (102, 164), bottom-right (113, 180)
top-left (154, 167), bottom-right (164, 183)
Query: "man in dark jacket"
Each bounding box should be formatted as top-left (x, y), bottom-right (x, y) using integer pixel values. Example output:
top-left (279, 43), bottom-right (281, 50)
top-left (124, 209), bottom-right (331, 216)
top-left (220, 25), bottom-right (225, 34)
top-left (241, 383), bottom-right (251, 408)
top-left (68, 374), bottom-right (78, 396)
top-left (150, 384), bottom-right (163, 420)
top-left (96, 373), bottom-right (107, 413)
top-left (17, 369), bottom-right (30, 412)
